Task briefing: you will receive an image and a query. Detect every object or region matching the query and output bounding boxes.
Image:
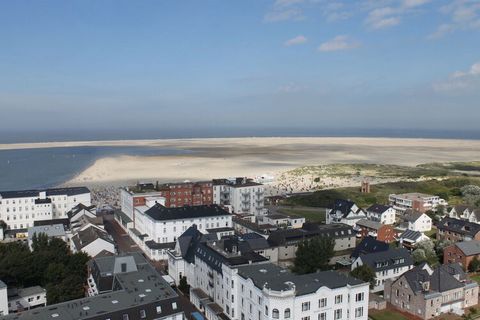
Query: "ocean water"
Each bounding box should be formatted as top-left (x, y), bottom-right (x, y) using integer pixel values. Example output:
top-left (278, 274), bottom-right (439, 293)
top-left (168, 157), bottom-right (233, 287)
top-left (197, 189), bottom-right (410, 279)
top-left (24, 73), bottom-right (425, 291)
top-left (0, 146), bottom-right (190, 191)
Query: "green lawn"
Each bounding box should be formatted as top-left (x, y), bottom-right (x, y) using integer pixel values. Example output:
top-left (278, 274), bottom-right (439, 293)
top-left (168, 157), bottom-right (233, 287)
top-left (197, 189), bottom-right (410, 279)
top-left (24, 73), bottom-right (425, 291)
top-left (277, 207), bottom-right (326, 223)
top-left (425, 228), bottom-right (437, 238)
top-left (369, 310), bottom-right (409, 320)
top-left (470, 274), bottom-right (480, 284)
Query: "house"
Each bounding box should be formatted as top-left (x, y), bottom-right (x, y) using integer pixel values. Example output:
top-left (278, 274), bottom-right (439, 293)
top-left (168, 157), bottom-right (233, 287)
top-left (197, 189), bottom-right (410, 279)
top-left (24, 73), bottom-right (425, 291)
top-left (444, 240), bottom-right (480, 270)
top-left (4, 253), bottom-right (186, 320)
top-left (403, 209), bottom-right (432, 232)
top-left (326, 199), bottom-right (366, 226)
top-left (388, 193), bottom-right (445, 214)
top-left (70, 225), bottom-right (115, 257)
top-left (449, 205), bottom-right (480, 223)
top-left (436, 217), bottom-right (480, 242)
top-left (7, 286), bottom-right (46, 313)
top-left (384, 263), bottom-right (479, 319)
top-left (366, 204), bottom-right (396, 225)
top-left (351, 236), bottom-right (389, 260)
top-left (355, 219), bottom-right (396, 243)
top-left (398, 229), bottom-right (429, 250)
top-left (261, 213), bottom-right (305, 229)
top-left (351, 248), bottom-right (414, 292)
top-left (27, 224), bottom-right (67, 250)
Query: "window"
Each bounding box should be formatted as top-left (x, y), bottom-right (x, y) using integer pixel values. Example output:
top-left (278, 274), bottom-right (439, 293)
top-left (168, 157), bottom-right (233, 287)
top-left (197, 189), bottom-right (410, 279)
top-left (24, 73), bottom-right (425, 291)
top-left (122, 315), bottom-right (129, 320)
top-left (265, 306), bottom-right (268, 316)
top-left (272, 309), bottom-right (279, 319)
top-left (302, 302), bottom-right (310, 311)
top-left (172, 302), bottom-right (177, 310)
top-left (302, 317), bottom-right (310, 320)
top-left (335, 295), bottom-right (343, 304)
top-left (140, 310), bottom-right (146, 319)
top-left (319, 298), bottom-right (327, 308)
top-left (156, 306), bottom-right (162, 314)
top-left (318, 313), bottom-right (326, 320)
top-left (355, 292), bottom-right (364, 302)
top-left (355, 307), bottom-right (363, 318)
top-left (334, 309), bottom-right (342, 320)
top-left (284, 309), bottom-right (291, 318)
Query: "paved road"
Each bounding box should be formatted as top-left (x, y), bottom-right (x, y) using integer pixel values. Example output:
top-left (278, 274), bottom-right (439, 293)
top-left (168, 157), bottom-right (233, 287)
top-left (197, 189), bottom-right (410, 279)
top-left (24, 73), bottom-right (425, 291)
top-left (103, 214), bottom-right (142, 254)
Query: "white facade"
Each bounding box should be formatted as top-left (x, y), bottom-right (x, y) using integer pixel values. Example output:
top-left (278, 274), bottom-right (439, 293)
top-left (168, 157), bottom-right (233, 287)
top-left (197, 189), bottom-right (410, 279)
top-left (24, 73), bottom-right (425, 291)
top-left (366, 207), bottom-right (396, 225)
top-left (408, 213), bottom-right (432, 232)
top-left (388, 193), bottom-right (444, 213)
top-left (7, 286), bottom-right (46, 313)
top-left (0, 188), bottom-right (91, 230)
top-left (213, 179), bottom-right (266, 216)
top-left (326, 202), bottom-right (366, 227)
top-left (0, 281), bottom-right (8, 316)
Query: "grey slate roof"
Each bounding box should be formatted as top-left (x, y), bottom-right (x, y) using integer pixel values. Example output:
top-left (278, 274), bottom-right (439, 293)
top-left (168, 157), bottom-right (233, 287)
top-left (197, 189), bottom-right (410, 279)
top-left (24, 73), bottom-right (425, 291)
top-left (356, 219), bottom-right (382, 230)
top-left (437, 217), bottom-right (480, 237)
top-left (367, 204), bottom-right (392, 214)
top-left (28, 224), bottom-right (66, 239)
top-left (399, 229), bottom-right (423, 242)
top-left (402, 263), bottom-right (470, 294)
top-left (145, 240), bottom-right (176, 250)
top-left (359, 248), bottom-right (413, 272)
top-left (328, 199), bottom-right (359, 218)
top-left (351, 236), bottom-right (389, 259)
top-left (404, 209), bottom-right (424, 223)
top-left (0, 187), bottom-right (90, 198)
top-left (237, 263), bottom-right (365, 296)
top-left (145, 204), bottom-right (230, 221)
top-left (456, 240), bottom-right (480, 256)
top-left (71, 226), bottom-right (114, 250)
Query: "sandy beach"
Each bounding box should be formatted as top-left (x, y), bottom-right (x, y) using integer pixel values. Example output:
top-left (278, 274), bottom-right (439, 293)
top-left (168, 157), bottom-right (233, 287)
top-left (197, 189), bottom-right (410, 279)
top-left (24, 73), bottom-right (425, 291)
top-left (2, 137), bottom-right (475, 189)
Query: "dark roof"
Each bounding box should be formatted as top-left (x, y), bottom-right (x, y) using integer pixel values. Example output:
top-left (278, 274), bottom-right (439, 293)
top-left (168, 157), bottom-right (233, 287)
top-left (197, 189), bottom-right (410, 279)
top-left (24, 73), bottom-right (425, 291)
top-left (358, 248), bottom-right (413, 272)
top-left (145, 204), bottom-right (230, 221)
top-left (437, 217), bottom-right (480, 237)
top-left (34, 218), bottom-right (70, 230)
top-left (367, 204), bottom-right (392, 214)
top-left (404, 209), bottom-right (425, 223)
top-left (206, 227), bottom-right (234, 233)
top-left (351, 236), bottom-right (389, 259)
top-left (72, 226), bottom-right (114, 250)
top-left (329, 199), bottom-right (357, 218)
top-left (456, 240), bottom-right (480, 256)
top-left (356, 219), bottom-right (383, 230)
top-left (400, 229), bottom-right (423, 242)
top-left (268, 223), bottom-right (354, 246)
top-left (145, 240), bottom-right (176, 250)
top-left (212, 178), bottom-right (262, 188)
top-left (0, 187), bottom-right (90, 199)
top-left (237, 263), bottom-right (365, 296)
top-left (34, 198), bottom-right (52, 204)
top-left (265, 214), bottom-right (289, 220)
top-left (176, 225), bottom-right (209, 264)
top-left (67, 203), bottom-right (96, 219)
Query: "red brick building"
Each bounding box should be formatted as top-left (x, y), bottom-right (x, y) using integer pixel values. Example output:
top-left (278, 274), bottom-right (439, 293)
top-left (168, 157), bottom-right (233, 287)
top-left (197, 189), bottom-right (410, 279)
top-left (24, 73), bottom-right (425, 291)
top-left (156, 181), bottom-right (213, 207)
top-left (444, 240), bottom-right (480, 270)
top-left (355, 219), bottom-right (397, 243)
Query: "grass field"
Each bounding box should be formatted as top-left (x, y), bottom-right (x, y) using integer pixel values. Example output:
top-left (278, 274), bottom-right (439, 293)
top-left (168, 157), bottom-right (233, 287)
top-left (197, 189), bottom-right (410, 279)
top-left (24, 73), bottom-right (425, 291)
top-left (277, 207), bottom-right (326, 223)
top-left (369, 310), bottom-right (409, 320)
top-left (285, 177), bottom-right (480, 209)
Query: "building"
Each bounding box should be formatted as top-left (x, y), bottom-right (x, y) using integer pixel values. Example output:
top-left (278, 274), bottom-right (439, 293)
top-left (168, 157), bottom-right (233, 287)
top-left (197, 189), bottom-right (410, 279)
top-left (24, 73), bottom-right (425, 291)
top-left (0, 281), bottom-right (8, 316)
top-left (232, 216), bottom-right (277, 237)
top-left (351, 236), bottom-right (389, 260)
top-left (355, 219), bottom-right (396, 243)
top-left (70, 224), bottom-right (115, 257)
top-left (436, 217), bottom-right (480, 242)
top-left (0, 187), bottom-right (91, 231)
top-left (125, 203), bottom-right (232, 260)
top-left (261, 213), bottom-right (305, 229)
top-left (213, 177), bottom-right (266, 216)
top-left (384, 263), bottom-right (479, 319)
top-left (449, 205), bottom-right (480, 223)
top-left (388, 193), bottom-right (445, 214)
top-left (168, 226), bottom-right (369, 320)
top-left (351, 248), bottom-right (414, 292)
top-left (267, 223), bottom-right (356, 261)
top-left (398, 229), bottom-right (429, 250)
top-left (4, 253), bottom-right (185, 320)
top-left (27, 224), bottom-right (67, 250)
top-left (326, 199), bottom-right (366, 226)
top-left (366, 204), bottom-right (396, 225)
top-left (403, 209), bottom-right (432, 232)
top-left (7, 286), bottom-right (46, 313)
top-left (444, 240), bottom-right (480, 270)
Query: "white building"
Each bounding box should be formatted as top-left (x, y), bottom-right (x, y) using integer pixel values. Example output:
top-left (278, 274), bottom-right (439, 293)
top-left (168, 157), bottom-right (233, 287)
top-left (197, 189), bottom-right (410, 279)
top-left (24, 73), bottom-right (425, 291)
top-left (70, 224), bottom-right (115, 257)
top-left (213, 178), bottom-right (266, 216)
top-left (404, 210), bottom-right (432, 232)
top-left (124, 203), bottom-right (232, 261)
top-left (7, 286), bottom-right (46, 313)
top-left (366, 204), bottom-right (396, 225)
top-left (326, 200), bottom-right (366, 227)
top-left (261, 214), bottom-right (305, 229)
top-left (0, 187), bottom-right (91, 231)
top-left (0, 281), bottom-right (8, 316)
top-left (351, 248), bottom-right (414, 292)
top-left (449, 205), bottom-right (480, 223)
top-left (388, 193), bottom-right (445, 214)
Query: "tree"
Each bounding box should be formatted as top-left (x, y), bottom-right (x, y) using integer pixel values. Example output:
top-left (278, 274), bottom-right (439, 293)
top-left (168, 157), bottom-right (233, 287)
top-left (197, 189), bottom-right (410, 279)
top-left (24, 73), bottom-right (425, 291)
top-left (461, 185), bottom-right (480, 206)
top-left (178, 276), bottom-right (190, 295)
top-left (350, 265), bottom-right (376, 289)
top-left (412, 239), bottom-right (438, 266)
top-left (292, 236), bottom-right (335, 274)
top-left (469, 257), bottom-right (480, 273)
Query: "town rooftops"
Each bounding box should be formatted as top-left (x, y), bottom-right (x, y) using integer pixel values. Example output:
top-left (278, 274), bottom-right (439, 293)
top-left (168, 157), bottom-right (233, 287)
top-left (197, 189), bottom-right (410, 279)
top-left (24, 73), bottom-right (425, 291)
top-left (144, 204), bottom-right (230, 221)
top-left (5, 253), bottom-right (183, 320)
top-left (71, 225), bottom-right (114, 250)
top-left (268, 223), bottom-right (354, 246)
top-left (0, 186), bottom-right (90, 199)
top-left (237, 263), bottom-right (365, 296)
top-left (351, 236), bottom-right (389, 259)
top-left (28, 224), bottom-right (65, 239)
top-left (456, 240), bottom-right (480, 256)
top-left (367, 204), bottom-right (392, 214)
top-left (437, 217), bottom-right (480, 237)
top-left (358, 248), bottom-right (413, 272)
top-left (356, 219), bottom-right (383, 230)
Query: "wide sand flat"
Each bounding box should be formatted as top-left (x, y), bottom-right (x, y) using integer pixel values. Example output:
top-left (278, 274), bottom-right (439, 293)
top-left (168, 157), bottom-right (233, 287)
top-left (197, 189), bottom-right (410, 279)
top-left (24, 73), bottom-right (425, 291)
top-left (23, 137), bottom-right (477, 187)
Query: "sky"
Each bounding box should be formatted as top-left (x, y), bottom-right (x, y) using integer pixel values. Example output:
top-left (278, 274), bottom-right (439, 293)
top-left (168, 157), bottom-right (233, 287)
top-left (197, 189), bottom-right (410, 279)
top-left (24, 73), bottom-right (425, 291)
top-left (0, 0), bottom-right (479, 138)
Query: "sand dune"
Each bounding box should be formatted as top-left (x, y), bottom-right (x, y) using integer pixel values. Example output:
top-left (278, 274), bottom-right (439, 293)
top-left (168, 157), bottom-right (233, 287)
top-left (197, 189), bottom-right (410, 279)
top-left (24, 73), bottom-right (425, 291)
top-left (50, 137), bottom-right (480, 187)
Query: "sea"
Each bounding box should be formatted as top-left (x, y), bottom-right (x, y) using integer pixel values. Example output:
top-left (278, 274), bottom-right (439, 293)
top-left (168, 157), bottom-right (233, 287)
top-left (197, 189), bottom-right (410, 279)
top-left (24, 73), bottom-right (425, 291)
top-left (0, 127), bottom-right (479, 191)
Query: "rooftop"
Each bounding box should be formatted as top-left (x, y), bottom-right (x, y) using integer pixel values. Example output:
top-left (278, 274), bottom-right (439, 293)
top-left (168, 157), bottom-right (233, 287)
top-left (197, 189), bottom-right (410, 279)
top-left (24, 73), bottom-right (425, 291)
top-left (28, 224), bottom-right (66, 239)
top-left (0, 187), bottom-right (90, 199)
top-left (367, 204), bottom-right (392, 214)
top-left (456, 240), bottom-right (480, 256)
top-left (144, 204), bottom-right (231, 221)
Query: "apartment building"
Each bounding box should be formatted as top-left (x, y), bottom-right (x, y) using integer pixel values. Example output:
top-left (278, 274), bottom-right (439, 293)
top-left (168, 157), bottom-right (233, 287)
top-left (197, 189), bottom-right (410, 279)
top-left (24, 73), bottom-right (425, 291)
top-left (389, 193), bottom-right (444, 214)
top-left (444, 240), bottom-right (480, 270)
top-left (384, 263), bottom-right (479, 319)
top-left (326, 199), bottom-right (366, 226)
top-left (436, 217), bottom-right (480, 242)
top-left (4, 253), bottom-right (185, 320)
top-left (366, 204), bottom-right (396, 225)
top-left (351, 248), bottom-right (414, 292)
top-left (0, 187), bottom-right (91, 231)
top-left (355, 219), bottom-right (396, 243)
top-left (213, 178), bottom-right (266, 216)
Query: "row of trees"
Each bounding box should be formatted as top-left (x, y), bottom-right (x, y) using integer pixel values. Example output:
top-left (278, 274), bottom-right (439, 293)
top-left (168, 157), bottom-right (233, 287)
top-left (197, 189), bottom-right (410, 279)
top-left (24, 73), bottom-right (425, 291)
top-left (0, 233), bottom-right (89, 304)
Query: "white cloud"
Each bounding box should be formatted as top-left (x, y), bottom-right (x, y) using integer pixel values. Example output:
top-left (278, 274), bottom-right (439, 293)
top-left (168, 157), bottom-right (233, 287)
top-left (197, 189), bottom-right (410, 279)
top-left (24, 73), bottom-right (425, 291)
top-left (264, 0), bottom-right (306, 22)
top-left (365, 0), bottom-right (430, 30)
top-left (284, 35), bottom-right (308, 46)
top-left (433, 61), bottom-right (480, 93)
top-left (318, 35), bottom-right (360, 52)
top-left (430, 0), bottom-right (480, 38)
top-left (402, 0), bottom-right (431, 8)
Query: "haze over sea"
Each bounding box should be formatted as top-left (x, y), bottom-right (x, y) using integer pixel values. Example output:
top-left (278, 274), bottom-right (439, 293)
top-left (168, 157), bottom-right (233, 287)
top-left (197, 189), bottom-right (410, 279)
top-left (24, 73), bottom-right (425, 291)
top-left (1, 128), bottom-right (479, 191)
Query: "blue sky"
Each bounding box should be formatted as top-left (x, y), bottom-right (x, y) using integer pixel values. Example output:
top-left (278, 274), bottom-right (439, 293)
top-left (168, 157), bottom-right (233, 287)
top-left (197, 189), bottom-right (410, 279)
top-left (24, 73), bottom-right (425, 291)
top-left (0, 0), bottom-right (479, 135)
